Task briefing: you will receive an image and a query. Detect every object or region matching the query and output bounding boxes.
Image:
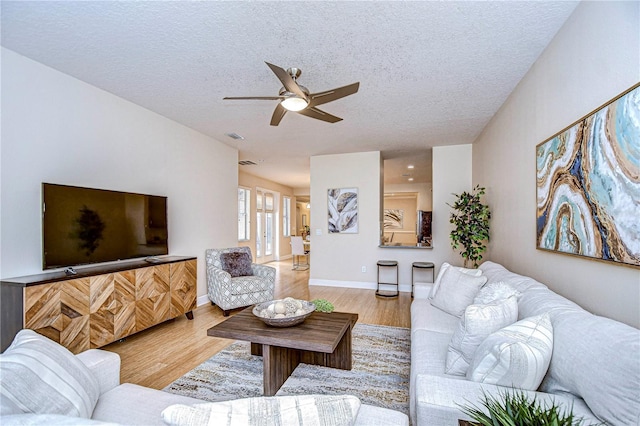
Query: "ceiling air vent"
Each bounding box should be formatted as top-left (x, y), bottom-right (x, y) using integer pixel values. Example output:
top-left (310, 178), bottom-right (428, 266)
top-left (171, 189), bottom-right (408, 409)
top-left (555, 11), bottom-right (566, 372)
top-left (225, 132), bottom-right (245, 140)
top-left (238, 160), bottom-right (257, 166)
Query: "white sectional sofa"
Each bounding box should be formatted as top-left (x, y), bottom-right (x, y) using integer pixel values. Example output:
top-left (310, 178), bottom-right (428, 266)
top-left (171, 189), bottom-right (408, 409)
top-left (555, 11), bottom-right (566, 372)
top-left (0, 330), bottom-right (409, 425)
top-left (410, 261), bottom-right (640, 426)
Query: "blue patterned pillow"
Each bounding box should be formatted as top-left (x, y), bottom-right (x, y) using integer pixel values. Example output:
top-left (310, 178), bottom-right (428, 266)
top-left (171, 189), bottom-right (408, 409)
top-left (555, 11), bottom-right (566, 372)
top-left (220, 252), bottom-right (253, 277)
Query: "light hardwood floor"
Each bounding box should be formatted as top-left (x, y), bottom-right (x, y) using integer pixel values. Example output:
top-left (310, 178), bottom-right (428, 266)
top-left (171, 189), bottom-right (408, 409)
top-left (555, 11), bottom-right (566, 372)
top-left (102, 260), bottom-right (412, 390)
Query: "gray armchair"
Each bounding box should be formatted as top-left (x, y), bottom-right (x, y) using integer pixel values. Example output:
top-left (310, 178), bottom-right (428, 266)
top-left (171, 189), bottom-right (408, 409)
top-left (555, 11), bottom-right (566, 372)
top-left (205, 247), bottom-right (275, 316)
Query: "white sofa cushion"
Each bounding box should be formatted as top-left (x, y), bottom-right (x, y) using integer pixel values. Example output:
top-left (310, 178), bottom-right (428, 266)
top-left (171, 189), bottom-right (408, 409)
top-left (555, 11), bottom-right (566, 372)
top-left (429, 262), bottom-right (482, 299)
top-left (478, 261), bottom-right (548, 293)
top-left (516, 287), bottom-right (584, 320)
top-left (473, 282), bottom-right (520, 304)
top-left (410, 330), bottom-right (455, 379)
top-left (347, 404), bottom-right (409, 426)
top-left (430, 267), bottom-right (487, 317)
top-left (415, 375), bottom-right (600, 426)
top-left (445, 296), bottom-right (518, 376)
top-left (0, 330), bottom-right (100, 418)
top-left (467, 313), bottom-right (553, 390)
top-left (540, 310), bottom-right (640, 426)
top-left (92, 383), bottom-right (202, 425)
top-left (409, 329), bottom-right (464, 425)
top-left (161, 395), bottom-right (361, 426)
top-left (410, 298), bottom-right (460, 335)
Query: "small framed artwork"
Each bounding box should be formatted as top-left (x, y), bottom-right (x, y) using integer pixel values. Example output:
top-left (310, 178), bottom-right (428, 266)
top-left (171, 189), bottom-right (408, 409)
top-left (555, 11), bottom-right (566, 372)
top-left (328, 187), bottom-right (358, 234)
top-left (383, 209), bottom-right (404, 229)
top-left (536, 83), bottom-right (640, 267)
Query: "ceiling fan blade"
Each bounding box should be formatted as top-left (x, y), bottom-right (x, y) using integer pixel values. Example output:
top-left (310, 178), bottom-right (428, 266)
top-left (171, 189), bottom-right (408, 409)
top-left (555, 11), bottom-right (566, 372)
top-left (223, 96), bottom-right (284, 100)
top-left (309, 82), bottom-right (360, 107)
top-left (297, 107), bottom-right (343, 123)
top-left (270, 103), bottom-right (287, 126)
top-left (265, 62), bottom-right (307, 99)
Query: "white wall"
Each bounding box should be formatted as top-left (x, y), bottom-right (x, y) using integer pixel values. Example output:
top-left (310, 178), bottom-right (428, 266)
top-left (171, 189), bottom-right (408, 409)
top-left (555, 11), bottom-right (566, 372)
top-left (473, 1), bottom-right (640, 327)
top-left (0, 48), bottom-right (239, 299)
top-left (432, 145), bottom-right (473, 269)
top-left (384, 182), bottom-right (433, 211)
top-left (309, 146), bottom-right (472, 290)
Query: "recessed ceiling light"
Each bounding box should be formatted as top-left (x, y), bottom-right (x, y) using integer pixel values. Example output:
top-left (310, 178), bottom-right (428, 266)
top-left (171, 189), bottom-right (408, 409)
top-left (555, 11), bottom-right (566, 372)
top-left (225, 132), bottom-right (245, 140)
top-left (408, 178), bottom-right (414, 182)
top-left (407, 165), bottom-right (415, 169)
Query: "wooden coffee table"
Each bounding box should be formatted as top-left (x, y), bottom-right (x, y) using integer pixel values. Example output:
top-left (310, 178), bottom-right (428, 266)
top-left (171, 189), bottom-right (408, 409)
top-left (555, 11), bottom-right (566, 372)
top-left (207, 307), bottom-right (358, 396)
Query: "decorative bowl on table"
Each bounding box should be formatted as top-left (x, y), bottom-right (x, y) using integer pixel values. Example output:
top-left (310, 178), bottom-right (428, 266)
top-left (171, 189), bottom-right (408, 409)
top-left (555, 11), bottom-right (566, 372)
top-left (252, 298), bottom-right (316, 327)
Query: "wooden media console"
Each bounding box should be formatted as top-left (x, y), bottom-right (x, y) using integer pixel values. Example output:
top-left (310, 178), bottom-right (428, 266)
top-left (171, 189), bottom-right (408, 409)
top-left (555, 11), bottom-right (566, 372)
top-left (1, 256), bottom-right (197, 353)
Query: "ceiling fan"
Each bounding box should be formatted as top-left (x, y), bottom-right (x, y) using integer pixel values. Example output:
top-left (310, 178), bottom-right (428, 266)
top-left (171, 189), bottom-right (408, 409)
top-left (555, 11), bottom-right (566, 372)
top-left (223, 62), bottom-right (360, 126)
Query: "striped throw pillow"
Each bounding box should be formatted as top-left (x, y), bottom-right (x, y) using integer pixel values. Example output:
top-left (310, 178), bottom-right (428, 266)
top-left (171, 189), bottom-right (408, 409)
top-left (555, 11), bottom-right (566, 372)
top-left (162, 395), bottom-right (361, 426)
top-left (467, 313), bottom-right (553, 390)
top-left (0, 329), bottom-right (100, 418)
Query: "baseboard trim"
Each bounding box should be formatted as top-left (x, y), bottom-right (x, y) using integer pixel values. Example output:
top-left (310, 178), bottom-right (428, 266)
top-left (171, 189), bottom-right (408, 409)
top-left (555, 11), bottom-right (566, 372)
top-left (309, 278), bottom-right (411, 293)
top-left (197, 294), bottom-right (210, 307)
top-left (197, 280), bottom-right (411, 306)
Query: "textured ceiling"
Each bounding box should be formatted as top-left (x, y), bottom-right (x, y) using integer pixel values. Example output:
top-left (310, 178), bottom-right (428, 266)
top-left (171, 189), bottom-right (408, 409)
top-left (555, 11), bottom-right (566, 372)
top-left (1, 1), bottom-right (579, 189)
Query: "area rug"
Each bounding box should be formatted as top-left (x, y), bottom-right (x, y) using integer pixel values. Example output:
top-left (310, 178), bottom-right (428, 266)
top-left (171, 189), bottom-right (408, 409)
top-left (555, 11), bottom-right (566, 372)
top-left (163, 323), bottom-right (411, 415)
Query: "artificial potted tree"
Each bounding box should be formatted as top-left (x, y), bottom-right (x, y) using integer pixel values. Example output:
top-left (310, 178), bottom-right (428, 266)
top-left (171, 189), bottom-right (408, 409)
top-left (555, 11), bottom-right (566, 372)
top-left (448, 185), bottom-right (491, 268)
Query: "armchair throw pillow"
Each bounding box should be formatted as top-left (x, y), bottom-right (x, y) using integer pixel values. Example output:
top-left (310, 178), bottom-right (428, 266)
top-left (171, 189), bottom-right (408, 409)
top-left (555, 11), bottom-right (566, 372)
top-left (161, 394), bottom-right (361, 426)
top-left (429, 262), bottom-right (483, 299)
top-left (430, 266), bottom-right (488, 317)
top-left (467, 313), bottom-right (553, 390)
top-left (0, 329), bottom-right (100, 418)
top-left (220, 251), bottom-right (253, 277)
top-left (445, 295), bottom-right (518, 376)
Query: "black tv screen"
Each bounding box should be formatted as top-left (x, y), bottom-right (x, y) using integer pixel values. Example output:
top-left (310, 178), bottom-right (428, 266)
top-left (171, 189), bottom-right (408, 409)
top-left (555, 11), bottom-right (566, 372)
top-left (42, 183), bottom-right (168, 270)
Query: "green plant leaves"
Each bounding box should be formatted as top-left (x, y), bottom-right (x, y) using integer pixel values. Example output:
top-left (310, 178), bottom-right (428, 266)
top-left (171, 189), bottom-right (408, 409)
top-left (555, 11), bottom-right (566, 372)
top-left (312, 298), bottom-right (334, 313)
top-left (448, 185), bottom-right (491, 268)
top-left (458, 390), bottom-right (587, 426)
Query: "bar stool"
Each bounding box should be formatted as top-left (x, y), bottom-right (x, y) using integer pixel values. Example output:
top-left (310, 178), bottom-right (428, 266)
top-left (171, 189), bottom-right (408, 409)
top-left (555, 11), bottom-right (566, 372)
top-left (376, 260), bottom-right (399, 298)
top-left (411, 261), bottom-right (435, 298)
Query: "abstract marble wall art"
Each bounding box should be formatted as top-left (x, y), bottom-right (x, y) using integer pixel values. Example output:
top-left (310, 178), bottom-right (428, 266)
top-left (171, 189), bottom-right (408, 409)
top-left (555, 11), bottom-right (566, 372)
top-left (384, 209), bottom-right (404, 229)
top-left (328, 188), bottom-right (358, 233)
top-left (536, 83), bottom-right (640, 267)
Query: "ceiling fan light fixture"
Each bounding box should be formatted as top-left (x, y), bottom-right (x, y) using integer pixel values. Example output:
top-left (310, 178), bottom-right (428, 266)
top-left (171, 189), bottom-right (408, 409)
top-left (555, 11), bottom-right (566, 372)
top-left (280, 96), bottom-right (309, 112)
top-left (224, 62), bottom-right (359, 125)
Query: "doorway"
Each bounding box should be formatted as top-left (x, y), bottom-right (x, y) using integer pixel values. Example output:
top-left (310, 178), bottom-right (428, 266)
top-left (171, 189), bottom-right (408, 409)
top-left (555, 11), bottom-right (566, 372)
top-left (256, 189), bottom-right (276, 263)
top-left (296, 199), bottom-right (311, 238)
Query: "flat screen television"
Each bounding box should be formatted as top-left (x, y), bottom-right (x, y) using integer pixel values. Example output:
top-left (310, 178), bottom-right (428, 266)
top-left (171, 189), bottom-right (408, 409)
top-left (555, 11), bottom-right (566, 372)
top-left (42, 183), bottom-right (168, 270)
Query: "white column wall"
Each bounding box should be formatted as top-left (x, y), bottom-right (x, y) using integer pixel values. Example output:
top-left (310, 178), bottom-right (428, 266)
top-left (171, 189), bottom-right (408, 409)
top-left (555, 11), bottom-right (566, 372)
top-left (309, 152), bottom-right (382, 286)
top-left (309, 146), bottom-right (472, 291)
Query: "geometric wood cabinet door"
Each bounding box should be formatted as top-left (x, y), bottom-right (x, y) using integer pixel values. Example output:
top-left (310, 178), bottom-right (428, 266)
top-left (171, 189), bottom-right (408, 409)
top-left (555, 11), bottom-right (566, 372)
top-left (135, 264), bottom-right (171, 332)
top-left (89, 271), bottom-right (136, 348)
top-left (24, 278), bottom-right (91, 354)
top-left (170, 259), bottom-right (197, 318)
